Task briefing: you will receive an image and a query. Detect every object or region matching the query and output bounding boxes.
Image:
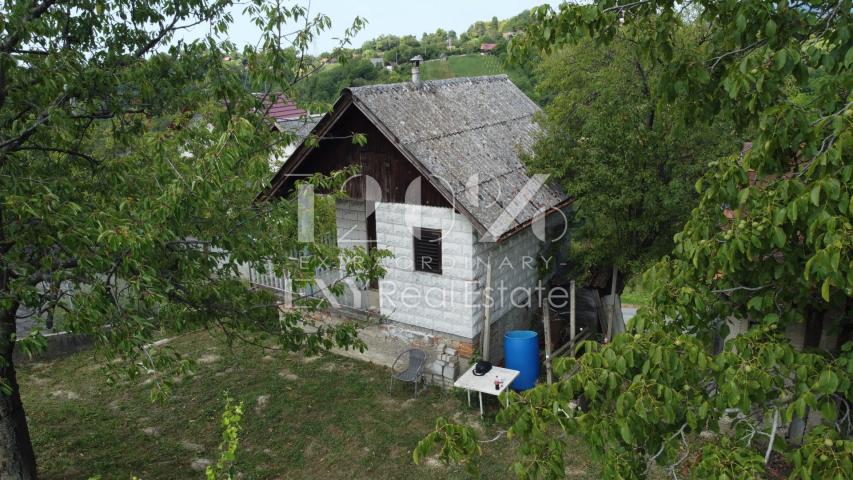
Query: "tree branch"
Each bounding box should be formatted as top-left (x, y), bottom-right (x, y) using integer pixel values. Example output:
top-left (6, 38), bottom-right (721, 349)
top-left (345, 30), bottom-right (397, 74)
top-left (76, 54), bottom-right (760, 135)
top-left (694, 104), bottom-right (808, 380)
top-left (711, 284), bottom-right (769, 294)
top-left (12, 145), bottom-right (99, 166)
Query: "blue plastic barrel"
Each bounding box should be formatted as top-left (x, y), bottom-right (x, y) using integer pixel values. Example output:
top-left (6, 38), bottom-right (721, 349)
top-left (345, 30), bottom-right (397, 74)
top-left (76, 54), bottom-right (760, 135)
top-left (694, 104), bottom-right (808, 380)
top-left (504, 330), bottom-right (539, 391)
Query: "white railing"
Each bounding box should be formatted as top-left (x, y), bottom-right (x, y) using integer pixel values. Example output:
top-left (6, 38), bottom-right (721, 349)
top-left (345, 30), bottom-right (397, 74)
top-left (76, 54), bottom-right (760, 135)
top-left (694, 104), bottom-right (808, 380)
top-left (247, 267), bottom-right (292, 294)
top-left (245, 233), bottom-right (336, 298)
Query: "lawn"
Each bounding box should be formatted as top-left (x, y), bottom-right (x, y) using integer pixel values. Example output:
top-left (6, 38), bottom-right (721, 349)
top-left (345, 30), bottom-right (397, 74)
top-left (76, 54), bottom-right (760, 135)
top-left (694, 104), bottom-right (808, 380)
top-left (421, 54), bottom-right (504, 80)
top-left (420, 54), bottom-right (538, 103)
top-left (621, 285), bottom-right (651, 307)
top-left (19, 331), bottom-right (599, 479)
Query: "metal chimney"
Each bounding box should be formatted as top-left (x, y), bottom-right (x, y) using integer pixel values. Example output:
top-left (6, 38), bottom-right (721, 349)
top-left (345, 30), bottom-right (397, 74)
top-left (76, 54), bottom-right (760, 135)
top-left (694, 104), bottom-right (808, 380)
top-left (410, 55), bottom-right (423, 84)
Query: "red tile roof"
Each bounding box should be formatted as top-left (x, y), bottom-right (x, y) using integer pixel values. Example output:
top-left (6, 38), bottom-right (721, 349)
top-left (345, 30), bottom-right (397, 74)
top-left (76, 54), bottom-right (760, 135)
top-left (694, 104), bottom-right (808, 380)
top-left (259, 95), bottom-right (307, 121)
top-left (480, 43), bottom-right (498, 51)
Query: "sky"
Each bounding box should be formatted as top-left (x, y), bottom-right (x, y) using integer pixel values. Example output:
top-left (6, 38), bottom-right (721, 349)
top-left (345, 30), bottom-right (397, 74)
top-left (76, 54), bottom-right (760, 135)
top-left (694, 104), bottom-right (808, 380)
top-left (186, 1), bottom-right (553, 55)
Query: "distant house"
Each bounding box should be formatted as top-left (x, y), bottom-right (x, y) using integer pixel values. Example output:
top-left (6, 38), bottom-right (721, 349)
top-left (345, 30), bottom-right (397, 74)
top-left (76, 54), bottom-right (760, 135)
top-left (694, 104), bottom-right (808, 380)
top-left (502, 31), bottom-right (516, 40)
top-left (480, 43), bottom-right (498, 55)
top-left (257, 94), bottom-right (319, 168)
top-left (261, 95), bottom-right (307, 122)
top-left (369, 57), bottom-right (384, 68)
top-left (260, 75), bottom-right (570, 360)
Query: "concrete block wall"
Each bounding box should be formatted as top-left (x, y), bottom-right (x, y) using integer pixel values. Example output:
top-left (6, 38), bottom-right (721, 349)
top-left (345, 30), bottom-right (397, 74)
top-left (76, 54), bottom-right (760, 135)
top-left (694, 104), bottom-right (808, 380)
top-left (334, 199), bottom-right (369, 309)
top-left (727, 317), bottom-right (840, 352)
top-left (331, 199), bottom-right (558, 367)
top-left (472, 226), bottom-right (546, 362)
top-left (374, 202), bottom-right (480, 339)
top-left (335, 199), bottom-right (368, 250)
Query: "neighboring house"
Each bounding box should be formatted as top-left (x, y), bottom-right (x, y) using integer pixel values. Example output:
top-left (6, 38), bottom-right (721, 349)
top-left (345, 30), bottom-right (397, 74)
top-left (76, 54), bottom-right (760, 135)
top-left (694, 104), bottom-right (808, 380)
top-left (480, 43), bottom-right (498, 55)
top-left (369, 57), bottom-right (384, 68)
top-left (260, 74), bottom-right (571, 361)
top-left (263, 95), bottom-right (308, 122)
top-left (258, 94), bottom-right (321, 168)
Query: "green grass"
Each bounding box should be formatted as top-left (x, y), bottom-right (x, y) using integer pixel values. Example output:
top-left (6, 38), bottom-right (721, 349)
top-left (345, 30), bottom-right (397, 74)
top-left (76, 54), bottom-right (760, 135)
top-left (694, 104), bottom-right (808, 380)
top-left (420, 54), bottom-right (539, 103)
top-left (20, 332), bottom-right (599, 479)
top-left (420, 58), bottom-right (454, 79)
top-left (621, 286), bottom-right (651, 307)
top-left (421, 54), bottom-right (505, 81)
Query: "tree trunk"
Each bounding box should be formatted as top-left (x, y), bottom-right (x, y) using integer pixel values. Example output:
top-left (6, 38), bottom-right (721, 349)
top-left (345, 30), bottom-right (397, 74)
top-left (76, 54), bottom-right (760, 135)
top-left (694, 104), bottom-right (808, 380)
top-left (0, 303), bottom-right (38, 480)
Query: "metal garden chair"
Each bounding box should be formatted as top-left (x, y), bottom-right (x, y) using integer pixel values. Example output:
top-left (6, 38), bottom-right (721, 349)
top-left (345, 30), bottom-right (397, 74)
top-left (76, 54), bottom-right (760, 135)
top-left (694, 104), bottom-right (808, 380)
top-left (389, 348), bottom-right (427, 396)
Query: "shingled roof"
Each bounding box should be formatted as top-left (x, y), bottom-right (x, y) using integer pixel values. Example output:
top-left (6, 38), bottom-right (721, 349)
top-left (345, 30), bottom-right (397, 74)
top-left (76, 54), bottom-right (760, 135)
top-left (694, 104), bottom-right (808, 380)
top-left (266, 75), bottom-right (568, 241)
top-left (261, 95), bottom-right (308, 121)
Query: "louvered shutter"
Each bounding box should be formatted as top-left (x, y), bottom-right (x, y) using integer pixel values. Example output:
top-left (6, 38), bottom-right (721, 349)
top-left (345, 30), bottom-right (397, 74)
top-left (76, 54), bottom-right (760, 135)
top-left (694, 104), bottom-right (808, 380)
top-left (413, 228), bottom-right (442, 274)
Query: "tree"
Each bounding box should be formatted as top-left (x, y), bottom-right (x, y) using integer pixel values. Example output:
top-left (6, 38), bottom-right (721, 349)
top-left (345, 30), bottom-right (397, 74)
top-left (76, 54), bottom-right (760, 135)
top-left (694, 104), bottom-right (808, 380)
top-left (419, 0), bottom-right (852, 477)
top-left (523, 31), bottom-right (736, 328)
top-left (295, 58), bottom-right (402, 105)
top-left (0, 1), bottom-right (378, 478)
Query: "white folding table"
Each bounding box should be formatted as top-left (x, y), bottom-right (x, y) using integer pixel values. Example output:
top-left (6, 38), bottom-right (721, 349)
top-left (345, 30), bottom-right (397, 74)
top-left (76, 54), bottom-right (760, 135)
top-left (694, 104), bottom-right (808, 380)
top-left (453, 365), bottom-right (520, 416)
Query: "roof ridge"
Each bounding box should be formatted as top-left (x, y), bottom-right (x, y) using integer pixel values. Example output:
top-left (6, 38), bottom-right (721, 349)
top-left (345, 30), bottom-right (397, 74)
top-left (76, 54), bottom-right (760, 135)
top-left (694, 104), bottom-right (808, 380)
top-left (348, 74), bottom-right (509, 94)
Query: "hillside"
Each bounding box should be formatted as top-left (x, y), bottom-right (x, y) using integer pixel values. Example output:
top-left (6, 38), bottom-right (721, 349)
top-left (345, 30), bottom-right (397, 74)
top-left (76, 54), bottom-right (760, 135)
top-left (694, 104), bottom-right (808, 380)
top-left (292, 9), bottom-right (542, 105)
top-left (421, 54), bottom-right (538, 102)
top-left (420, 54), bottom-right (504, 79)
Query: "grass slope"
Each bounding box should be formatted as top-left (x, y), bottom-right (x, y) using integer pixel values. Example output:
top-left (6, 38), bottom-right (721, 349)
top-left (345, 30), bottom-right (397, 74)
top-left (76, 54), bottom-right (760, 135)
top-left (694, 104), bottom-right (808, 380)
top-left (421, 54), bottom-right (505, 80)
top-left (420, 54), bottom-right (539, 103)
top-left (20, 331), bottom-right (599, 479)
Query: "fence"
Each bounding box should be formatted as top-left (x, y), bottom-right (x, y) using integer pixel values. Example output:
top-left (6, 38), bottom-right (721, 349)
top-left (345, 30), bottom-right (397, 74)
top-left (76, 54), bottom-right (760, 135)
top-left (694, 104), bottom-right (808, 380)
top-left (245, 234), bottom-right (337, 300)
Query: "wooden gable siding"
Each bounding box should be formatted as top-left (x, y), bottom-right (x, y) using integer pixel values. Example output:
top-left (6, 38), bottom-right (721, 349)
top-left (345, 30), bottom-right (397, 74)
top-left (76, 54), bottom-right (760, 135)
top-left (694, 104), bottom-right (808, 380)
top-left (274, 105), bottom-right (450, 207)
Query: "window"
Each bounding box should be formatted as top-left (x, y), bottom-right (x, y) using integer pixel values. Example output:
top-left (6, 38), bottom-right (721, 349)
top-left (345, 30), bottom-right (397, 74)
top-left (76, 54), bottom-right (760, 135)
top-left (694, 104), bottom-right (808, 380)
top-left (413, 227), bottom-right (442, 274)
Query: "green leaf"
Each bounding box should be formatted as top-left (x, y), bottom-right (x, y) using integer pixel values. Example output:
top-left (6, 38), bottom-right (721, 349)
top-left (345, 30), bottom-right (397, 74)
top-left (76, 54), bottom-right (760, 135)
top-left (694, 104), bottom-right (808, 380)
top-left (766, 19), bottom-right (778, 40)
top-left (830, 250), bottom-right (840, 271)
top-left (772, 227), bottom-right (786, 248)
top-left (774, 49), bottom-right (787, 70)
top-left (736, 12), bottom-right (747, 32)
top-left (817, 369), bottom-right (839, 394)
top-left (737, 187), bottom-right (750, 206)
top-left (619, 423), bottom-right (633, 444)
top-left (821, 278), bottom-right (831, 302)
top-left (810, 184), bottom-right (821, 206)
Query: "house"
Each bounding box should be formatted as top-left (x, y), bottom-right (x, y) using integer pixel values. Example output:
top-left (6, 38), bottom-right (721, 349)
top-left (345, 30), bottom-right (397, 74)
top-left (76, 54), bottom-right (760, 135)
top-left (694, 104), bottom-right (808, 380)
top-left (258, 94), bottom-right (320, 167)
top-left (260, 73), bottom-right (570, 361)
top-left (262, 95), bottom-right (308, 122)
top-left (480, 43), bottom-right (498, 55)
top-left (369, 57), bottom-right (384, 68)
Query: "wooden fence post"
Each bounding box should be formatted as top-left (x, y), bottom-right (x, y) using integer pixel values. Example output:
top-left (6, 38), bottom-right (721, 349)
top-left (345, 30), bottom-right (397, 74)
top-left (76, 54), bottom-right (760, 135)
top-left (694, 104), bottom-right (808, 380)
top-left (570, 280), bottom-right (576, 343)
top-left (543, 305), bottom-right (553, 384)
top-left (482, 255), bottom-right (492, 361)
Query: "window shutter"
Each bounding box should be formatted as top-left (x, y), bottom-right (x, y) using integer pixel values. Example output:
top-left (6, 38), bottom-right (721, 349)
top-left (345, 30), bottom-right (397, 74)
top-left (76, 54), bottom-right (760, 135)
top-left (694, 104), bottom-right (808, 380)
top-left (413, 228), bottom-right (442, 274)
